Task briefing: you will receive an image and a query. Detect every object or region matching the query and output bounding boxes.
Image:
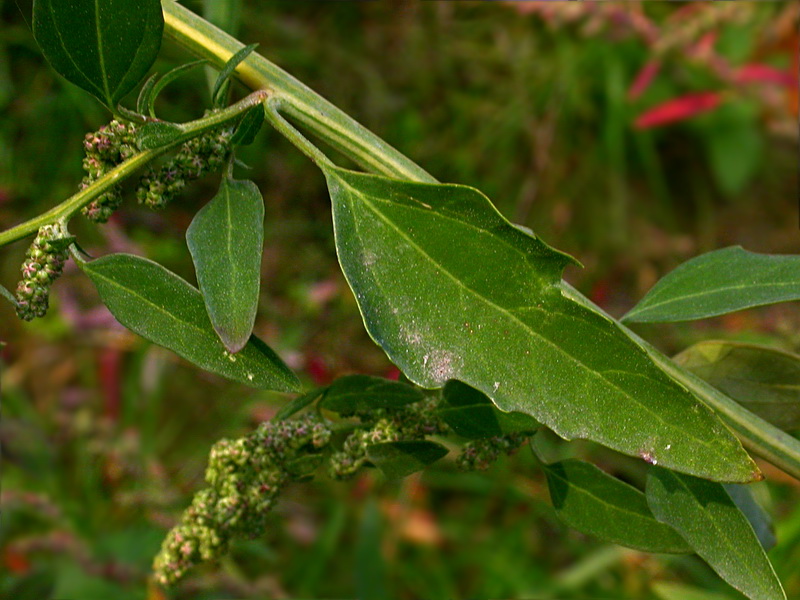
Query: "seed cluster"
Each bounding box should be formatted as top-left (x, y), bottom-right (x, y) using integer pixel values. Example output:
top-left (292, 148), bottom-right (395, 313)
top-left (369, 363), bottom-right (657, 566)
top-left (455, 433), bottom-right (528, 471)
top-left (14, 224), bottom-right (70, 320)
top-left (329, 398), bottom-right (448, 479)
top-left (136, 128), bottom-right (233, 210)
top-left (80, 120), bottom-right (139, 223)
top-left (152, 415), bottom-right (330, 586)
top-left (78, 119), bottom-right (233, 223)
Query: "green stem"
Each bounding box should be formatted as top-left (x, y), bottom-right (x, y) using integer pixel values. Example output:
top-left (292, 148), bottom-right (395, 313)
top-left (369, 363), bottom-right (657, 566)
top-left (0, 91), bottom-right (268, 248)
top-left (161, 0), bottom-right (436, 184)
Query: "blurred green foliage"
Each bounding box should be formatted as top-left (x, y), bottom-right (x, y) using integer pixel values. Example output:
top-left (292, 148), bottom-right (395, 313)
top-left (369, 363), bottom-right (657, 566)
top-left (1, 1), bottom-right (798, 599)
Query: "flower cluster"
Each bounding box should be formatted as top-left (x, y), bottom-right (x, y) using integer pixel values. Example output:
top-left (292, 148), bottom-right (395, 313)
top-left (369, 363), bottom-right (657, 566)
top-left (80, 120), bottom-right (138, 223)
top-left (455, 433), bottom-right (529, 471)
top-left (14, 224), bottom-right (71, 320)
top-left (152, 415), bottom-right (330, 586)
top-left (329, 398), bottom-right (448, 480)
top-left (136, 127), bottom-right (233, 210)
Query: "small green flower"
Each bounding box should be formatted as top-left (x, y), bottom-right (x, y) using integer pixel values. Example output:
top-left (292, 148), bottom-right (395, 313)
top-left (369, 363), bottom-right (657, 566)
top-left (14, 224), bottom-right (70, 320)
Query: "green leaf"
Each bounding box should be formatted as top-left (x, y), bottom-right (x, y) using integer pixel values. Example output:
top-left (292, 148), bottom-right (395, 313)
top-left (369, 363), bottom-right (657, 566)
top-left (653, 582), bottom-right (746, 600)
top-left (544, 459), bottom-right (691, 554)
top-left (440, 381), bottom-right (539, 438)
top-left (136, 72), bottom-right (158, 115)
top-left (723, 483), bottom-right (776, 551)
top-left (0, 283), bottom-right (20, 309)
top-left (135, 121), bottom-right (184, 151)
top-left (275, 387), bottom-right (327, 421)
top-left (187, 177), bottom-right (264, 353)
top-left (79, 253), bottom-right (299, 392)
top-left (365, 440), bottom-right (449, 479)
top-left (622, 247), bottom-right (800, 324)
top-left (230, 104), bottom-right (264, 146)
top-left (212, 43), bottom-right (258, 108)
top-left (319, 375), bottom-right (423, 415)
top-left (646, 467), bottom-right (785, 600)
top-left (324, 165), bottom-right (757, 483)
top-left (673, 341), bottom-right (800, 431)
top-left (33, 0), bottom-right (163, 109)
top-left (145, 59), bottom-right (207, 118)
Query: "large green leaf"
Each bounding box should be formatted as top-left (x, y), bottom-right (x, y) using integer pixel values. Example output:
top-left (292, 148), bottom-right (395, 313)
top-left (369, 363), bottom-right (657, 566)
top-left (673, 341), bottom-right (800, 431)
top-left (544, 459), bottom-right (691, 554)
top-left (622, 247), bottom-right (800, 324)
top-left (33, 0), bottom-right (163, 109)
top-left (646, 467), bottom-right (785, 600)
top-left (80, 253), bottom-right (299, 392)
top-left (324, 165), bottom-right (757, 483)
top-left (187, 177), bottom-right (264, 353)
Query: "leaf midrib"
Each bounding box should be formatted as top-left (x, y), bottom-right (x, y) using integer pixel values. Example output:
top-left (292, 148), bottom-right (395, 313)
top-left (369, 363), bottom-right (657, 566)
top-left (336, 174), bottom-right (724, 463)
top-left (628, 279), bottom-right (799, 320)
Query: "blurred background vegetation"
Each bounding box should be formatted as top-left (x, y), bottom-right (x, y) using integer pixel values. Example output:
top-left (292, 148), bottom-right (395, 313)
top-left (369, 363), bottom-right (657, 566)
top-left (1, 1), bottom-right (798, 598)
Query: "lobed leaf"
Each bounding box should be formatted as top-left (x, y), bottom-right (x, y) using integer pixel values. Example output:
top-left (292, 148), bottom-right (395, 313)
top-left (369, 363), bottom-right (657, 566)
top-left (324, 165), bottom-right (757, 483)
top-left (544, 459), bottom-right (691, 554)
top-left (187, 178), bottom-right (264, 353)
top-left (646, 467), bottom-right (785, 600)
top-left (622, 247), bottom-right (800, 324)
top-left (79, 253), bottom-right (299, 392)
top-left (33, 0), bottom-right (163, 109)
top-left (674, 341), bottom-right (800, 431)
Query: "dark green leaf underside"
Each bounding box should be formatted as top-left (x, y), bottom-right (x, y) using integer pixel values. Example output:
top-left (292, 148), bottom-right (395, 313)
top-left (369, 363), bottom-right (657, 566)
top-left (325, 165), bottom-right (756, 483)
top-left (80, 253), bottom-right (298, 392)
top-left (320, 375), bottom-right (423, 415)
top-left (545, 459), bottom-right (691, 554)
top-left (646, 467), bottom-right (785, 600)
top-left (187, 177), bottom-right (264, 353)
top-left (33, 0), bottom-right (163, 108)
top-left (366, 440), bottom-right (448, 479)
top-left (674, 341), bottom-right (800, 431)
top-left (623, 247), bottom-right (800, 324)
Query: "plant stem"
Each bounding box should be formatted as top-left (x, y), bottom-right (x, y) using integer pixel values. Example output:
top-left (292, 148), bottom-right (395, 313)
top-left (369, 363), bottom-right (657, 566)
top-left (161, 0), bottom-right (436, 184)
top-left (0, 91), bottom-right (268, 248)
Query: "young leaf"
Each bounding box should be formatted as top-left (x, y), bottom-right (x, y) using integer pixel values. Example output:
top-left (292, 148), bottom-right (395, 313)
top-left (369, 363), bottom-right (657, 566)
top-left (230, 104), bottom-right (265, 146)
top-left (145, 59), bottom-right (208, 118)
top-left (79, 253), bottom-right (299, 392)
top-left (211, 43), bottom-right (258, 108)
top-left (324, 165), bottom-right (757, 483)
top-left (187, 177), bottom-right (264, 353)
top-left (0, 283), bottom-right (19, 310)
top-left (622, 247), bottom-right (800, 324)
top-left (319, 375), bottom-right (423, 415)
top-left (544, 459), bottom-right (691, 554)
top-left (673, 341), bottom-right (800, 431)
top-left (33, 0), bottom-right (163, 109)
top-left (135, 121), bottom-right (184, 150)
top-left (136, 73), bottom-right (159, 115)
top-left (365, 440), bottom-right (448, 479)
top-left (646, 467), bottom-right (785, 600)
top-left (275, 387), bottom-right (327, 421)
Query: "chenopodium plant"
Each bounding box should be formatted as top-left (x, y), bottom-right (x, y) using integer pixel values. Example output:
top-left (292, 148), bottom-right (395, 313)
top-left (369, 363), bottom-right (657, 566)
top-left (3, 0), bottom-right (800, 597)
